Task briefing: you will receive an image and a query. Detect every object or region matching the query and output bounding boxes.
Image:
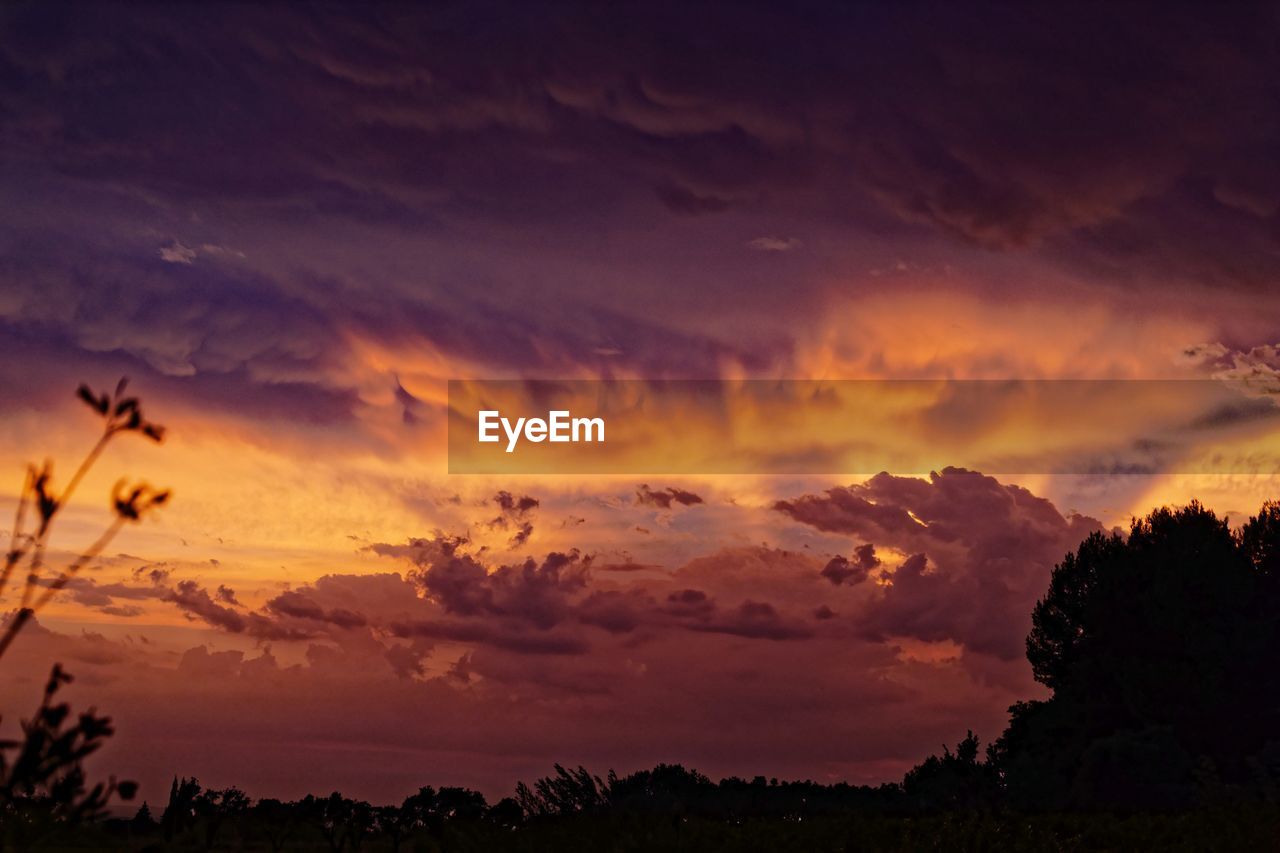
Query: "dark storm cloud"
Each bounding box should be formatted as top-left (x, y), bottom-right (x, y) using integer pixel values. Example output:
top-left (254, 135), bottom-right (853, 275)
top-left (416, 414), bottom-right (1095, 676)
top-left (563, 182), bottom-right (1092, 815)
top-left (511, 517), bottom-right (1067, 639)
top-left (820, 544), bottom-right (880, 586)
top-left (663, 588), bottom-right (715, 619)
top-left (359, 534), bottom-right (834, 648)
top-left (493, 491), bottom-right (539, 516)
top-left (265, 590), bottom-right (369, 629)
top-left (777, 468), bottom-right (1101, 659)
top-left (688, 600), bottom-right (813, 641)
top-left (164, 578), bottom-right (318, 641)
top-left (166, 579), bottom-right (247, 633)
top-left (488, 490), bottom-right (539, 548)
top-left (343, 285), bottom-right (776, 378)
top-left (0, 235), bottom-right (343, 377)
top-left (386, 619), bottom-right (591, 656)
top-left (368, 535), bottom-right (592, 629)
top-left (635, 484), bottom-right (704, 509)
top-left (3, 1), bottom-right (1278, 293)
top-left (63, 576), bottom-right (166, 607)
top-left (0, 255), bottom-right (363, 428)
top-left (7, 0), bottom-right (1272, 431)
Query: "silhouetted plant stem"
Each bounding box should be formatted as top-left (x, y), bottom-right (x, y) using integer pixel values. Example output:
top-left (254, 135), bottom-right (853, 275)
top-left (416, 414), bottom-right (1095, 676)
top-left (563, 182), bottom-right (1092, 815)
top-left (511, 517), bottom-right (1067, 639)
top-left (0, 378), bottom-right (167, 661)
top-left (0, 516), bottom-right (128, 659)
top-left (19, 539), bottom-right (46, 611)
top-left (0, 467), bottom-right (33, 601)
top-left (57, 431), bottom-right (111, 514)
top-left (18, 432), bottom-right (110, 610)
top-left (33, 516), bottom-right (125, 612)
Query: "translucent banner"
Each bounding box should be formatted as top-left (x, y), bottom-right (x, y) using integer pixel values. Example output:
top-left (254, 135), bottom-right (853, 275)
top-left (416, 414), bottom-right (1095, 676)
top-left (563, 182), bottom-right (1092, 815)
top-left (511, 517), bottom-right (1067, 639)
top-left (447, 379), bottom-right (1280, 475)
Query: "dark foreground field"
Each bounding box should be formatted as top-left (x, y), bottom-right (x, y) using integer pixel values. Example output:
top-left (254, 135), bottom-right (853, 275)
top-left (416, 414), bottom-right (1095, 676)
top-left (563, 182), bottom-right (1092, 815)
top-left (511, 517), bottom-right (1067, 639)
top-left (24, 805), bottom-right (1280, 852)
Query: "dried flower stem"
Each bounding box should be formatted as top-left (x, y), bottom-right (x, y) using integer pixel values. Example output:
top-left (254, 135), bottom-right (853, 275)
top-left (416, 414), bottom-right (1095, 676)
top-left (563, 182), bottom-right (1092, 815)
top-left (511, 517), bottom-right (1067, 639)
top-left (0, 378), bottom-right (167, 661)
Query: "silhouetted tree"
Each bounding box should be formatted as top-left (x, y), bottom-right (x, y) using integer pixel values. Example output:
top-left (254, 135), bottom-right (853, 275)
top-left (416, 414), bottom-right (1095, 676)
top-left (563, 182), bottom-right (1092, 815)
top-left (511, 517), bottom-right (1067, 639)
top-left (161, 776), bottom-right (202, 841)
top-left (130, 800), bottom-right (156, 833)
top-left (398, 785), bottom-right (435, 834)
top-left (436, 785), bottom-right (488, 821)
top-left (606, 763), bottom-right (714, 815)
top-left (488, 796), bottom-right (524, 829)
top-left (249, 797), bottom-right (298, 853)
top-left (902, 731), bottom-right (1000, 811)
top-left (194, 785), bottom-right (250, 849)
top-left (299, 792), bottom-right (374, 853)
top-left (517, 764), bottom-right (607, 816)
top-left (374, 803), bottom-right (410, 852)
top-left (996, 501), bottom-right (1280, 808)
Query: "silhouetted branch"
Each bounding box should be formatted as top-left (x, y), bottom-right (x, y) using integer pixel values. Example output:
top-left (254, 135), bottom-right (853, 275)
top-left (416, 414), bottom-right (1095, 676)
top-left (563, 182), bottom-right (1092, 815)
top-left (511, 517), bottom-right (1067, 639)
top-left (0, 379), bottom-right (168, 660)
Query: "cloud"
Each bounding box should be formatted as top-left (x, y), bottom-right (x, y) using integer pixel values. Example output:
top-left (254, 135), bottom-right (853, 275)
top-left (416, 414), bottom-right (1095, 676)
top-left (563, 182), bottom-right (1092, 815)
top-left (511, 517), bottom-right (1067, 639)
top-left (63, 576), bottom-right (167, 608)
top-left (636, 484), bottom-right (704, 509)
top-left (654, 183), bottom-right (734, 215)
top-left (776, 468), bottom-right (1100, 658)
top-left (387, 619), bottom-right (590, 656)
top-left (158, 241), bottom-right (197, 264)
top-left (575, 589), bottom-right (651, 634)
top-left (165, 579), bottom-right (247, 633)
top-left (747, 236), bottom-right (801, 252)
top-left (689, 600), bottom-right (813, 641)
top-left (100, 604), bottom-right (145, 617)
top-left (4, 3), bottom-right (1276, 296)
top-left (820, 544), bottom-right (880, 586)
top-left (1185, 341), bottom-right (1280, 396)
top-left (265, 590), bottom-right (367, 629)
top-left (493, 491), bottom-right (539, 516)
top-left (164, 578), bottom-right (317, 641)
top-left (364, 535), bottom-right (594, 634)
top-left (362, 534), bottom-right (835, 649)
top-left (6, 469), bottom-right (1100, 803)
top-left (664, 588), bottom-right (716, 619)
top-left (488, 490), bottom-right (540, 548)
top-left (177, 645), bottom-right (248, 679)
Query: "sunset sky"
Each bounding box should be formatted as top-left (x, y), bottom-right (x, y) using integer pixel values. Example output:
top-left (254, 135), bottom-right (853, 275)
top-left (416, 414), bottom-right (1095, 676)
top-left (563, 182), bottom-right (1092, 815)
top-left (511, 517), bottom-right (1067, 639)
top-left (3, 2), bottom-right (1280, 805)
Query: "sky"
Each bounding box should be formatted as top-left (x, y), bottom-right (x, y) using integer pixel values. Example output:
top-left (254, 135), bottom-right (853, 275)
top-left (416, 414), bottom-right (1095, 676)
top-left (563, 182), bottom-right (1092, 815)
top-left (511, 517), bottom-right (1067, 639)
top-left (3, 1), bottom-right (1280, 805)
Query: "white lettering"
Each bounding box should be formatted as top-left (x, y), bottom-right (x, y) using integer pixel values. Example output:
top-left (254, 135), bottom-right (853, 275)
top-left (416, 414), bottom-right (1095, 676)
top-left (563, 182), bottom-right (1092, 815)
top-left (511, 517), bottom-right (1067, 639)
top-left (549, 410), bottom-right (570, 442)
top-left (478, 410), bottom-right (500, 443)
top-left (573, 416), bottom-right (604, 442)
top-left (479, 410), bottom-right (605, 453)
top-left (502, 416), bottom-right (526, 453)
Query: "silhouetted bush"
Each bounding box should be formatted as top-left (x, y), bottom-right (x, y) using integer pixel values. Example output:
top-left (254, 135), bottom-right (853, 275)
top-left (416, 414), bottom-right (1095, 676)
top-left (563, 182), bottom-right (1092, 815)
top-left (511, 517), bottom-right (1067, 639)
top-left (1, 379), bottom-right (168, 848)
